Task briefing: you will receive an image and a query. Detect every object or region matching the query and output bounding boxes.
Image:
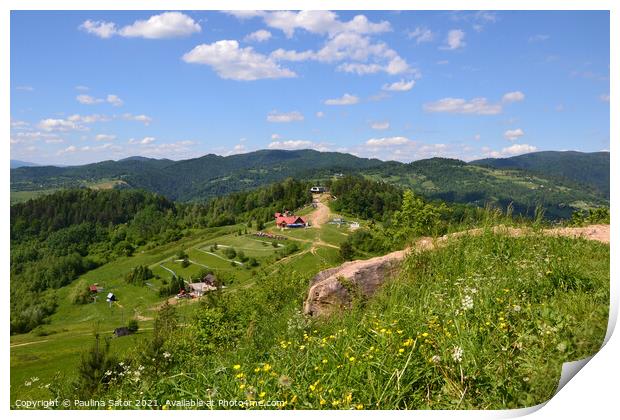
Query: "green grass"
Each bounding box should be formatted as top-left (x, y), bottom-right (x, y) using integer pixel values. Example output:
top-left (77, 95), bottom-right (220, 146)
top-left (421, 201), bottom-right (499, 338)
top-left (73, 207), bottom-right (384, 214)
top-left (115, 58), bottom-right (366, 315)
top-left (83, 231), bottom-right (608, 410)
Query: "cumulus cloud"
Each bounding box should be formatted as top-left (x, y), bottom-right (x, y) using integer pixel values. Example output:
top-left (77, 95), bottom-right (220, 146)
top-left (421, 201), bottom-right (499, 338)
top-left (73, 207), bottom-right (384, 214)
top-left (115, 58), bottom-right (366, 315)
top-left (371, 121), bottom-right (390, 130)
top-left (316, 111), bottom-right (325, 118)
top-left (504, 128), bottom-right (525, 141)
top-left (382, 79), bottom-right (415, 92)
top-left (80, 12), bottom-right (201, 39)
top-left (442, 29), bottom-right (466, 50)
top-left (77, 94), bottom-right (103, 105)
top-left (266, 111), bottom-right (304, 123)
top-left (482, 143), bottom-right (537, 158)
top-left (408, 27), bottom-right (434, 44)
top-left (38, 118), bottom-right (86, 132)
top-left (182, 40), bottom-right (296, 81)
top-left (268, 140), bottom-right (314, 149)
top-left (76, 93), bottom-right (124, 106)
top-left (122, 113), bottom-right (152, 126)
top-left (128, 136), bottom-right (156, 145)
top-left (95, 134), bottom-right (116, 142)
top-left (502, 91), bottom-right (525, 103)
top-left (68, 114), bottom-right (111, 123)
top-left (324, 93), bottom-right (359, 106)
top-left (244, 29), bottom-right (272, 42)
top-left (366, 136), bottom-right (411, 147)
top-left (423, 97), bottom-right (502, 115)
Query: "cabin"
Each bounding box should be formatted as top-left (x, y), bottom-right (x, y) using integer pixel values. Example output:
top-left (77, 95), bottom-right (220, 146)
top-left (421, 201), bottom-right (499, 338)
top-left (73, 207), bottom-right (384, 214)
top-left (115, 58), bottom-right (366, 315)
top-left (89, 283), bottom-right (104, 293)
top-left (275, 212), bottom-right (307, 228)
top-left (188, 274), bottom-right (218, 297)
top-left (106, 292), bottom-right (117, 302)
top-left (310, 186), bottom-right (326, 193)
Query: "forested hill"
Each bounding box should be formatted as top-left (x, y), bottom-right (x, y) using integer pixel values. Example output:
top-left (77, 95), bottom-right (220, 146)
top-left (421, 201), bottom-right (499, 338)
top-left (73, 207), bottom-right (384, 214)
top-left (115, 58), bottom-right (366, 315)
top-left (11, 149), bottom-right (609, 219)
top-left (10, 149), bottom-right (385, 201)
top-left (471, 151), bottom-right (610, 198)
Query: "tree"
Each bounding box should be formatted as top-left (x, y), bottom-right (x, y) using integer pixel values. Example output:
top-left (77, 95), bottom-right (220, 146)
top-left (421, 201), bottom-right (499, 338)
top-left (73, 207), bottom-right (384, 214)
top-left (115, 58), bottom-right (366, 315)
top-left (73, 333), bottom-right (117, 399)
top-left (340, 241), bottom-right (354, 261)
top-left (391, 190), bottom-right (447, 243)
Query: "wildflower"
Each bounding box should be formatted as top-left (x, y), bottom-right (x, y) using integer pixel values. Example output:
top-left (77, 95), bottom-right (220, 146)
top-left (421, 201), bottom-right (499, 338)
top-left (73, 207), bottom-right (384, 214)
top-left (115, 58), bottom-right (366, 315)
top-left (557, 342), bottom-right (567, 352)
top-left (356, 404), bottom-right (364, 410)
top-left (451, 346), bottom-right (463, 363)
top-left (398, 348), bottom-right (405, 354)
top-left (239, 384), bottom-right (246, 390)
top-left (403, 338), bottom-right (414, 347)
top-left (430, 355), bottom-right (441, 364)
top-left (512, 305), bottom-right (522, 312)
top-left (259, 392), bottom-right (266, 398)
top-left (422, 332), bottom-right (429, 338)
top-left (349, 357), bottom-right (356, 362)
top-left (235, 373), bottom-right (245, 379)
top-left (162, 404), bottom-right (169, 410)
top-left (263, 363), bottom-right (272, 372)
top-left (461, 295), bottom-right (474, 310)
top-left (332, 400), bottom-right (340, 407)
top-left (233, 364), bottom-right (241, 370)
top-left (320, 399), bottom-right (326, 405)
top-left (104, 370), bottom-right (112, 376)
top-left (397, 330), bottom-right (404, 335)
top-left (163, 352), bottom-right (171, 359)
top-left (24, 381), bottom-right (32, 387)
top-left (299, 345), bottom-right (306, 350)
top-left (291, 395), bottom-right (298, 403)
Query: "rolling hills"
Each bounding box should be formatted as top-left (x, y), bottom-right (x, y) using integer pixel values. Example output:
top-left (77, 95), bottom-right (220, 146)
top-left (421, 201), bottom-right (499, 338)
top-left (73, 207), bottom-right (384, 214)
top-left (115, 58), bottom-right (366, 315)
top-left (10, 149), bottom-right (609, 219)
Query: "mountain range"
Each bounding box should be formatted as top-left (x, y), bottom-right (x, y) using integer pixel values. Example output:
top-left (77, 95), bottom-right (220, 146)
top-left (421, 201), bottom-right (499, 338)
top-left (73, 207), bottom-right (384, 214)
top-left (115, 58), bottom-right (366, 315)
top-left (10, 149), bottom-right (609, 219)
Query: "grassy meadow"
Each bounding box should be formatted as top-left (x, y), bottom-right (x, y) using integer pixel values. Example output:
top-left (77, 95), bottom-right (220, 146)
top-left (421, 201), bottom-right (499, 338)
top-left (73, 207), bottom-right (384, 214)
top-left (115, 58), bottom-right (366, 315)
top-left (27, 228), bottom-right (608, 410)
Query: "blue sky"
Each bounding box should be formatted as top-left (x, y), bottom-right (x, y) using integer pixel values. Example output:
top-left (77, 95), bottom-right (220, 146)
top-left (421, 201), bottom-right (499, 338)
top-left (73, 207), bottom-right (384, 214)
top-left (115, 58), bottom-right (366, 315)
top-left (10, 10), bottom-right (610, 165)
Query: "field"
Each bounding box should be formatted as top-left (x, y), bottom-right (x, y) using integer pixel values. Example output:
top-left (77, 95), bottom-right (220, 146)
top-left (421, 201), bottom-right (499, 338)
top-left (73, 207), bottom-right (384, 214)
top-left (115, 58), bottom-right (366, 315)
top-left (10, 214), bottom-right (351, 403)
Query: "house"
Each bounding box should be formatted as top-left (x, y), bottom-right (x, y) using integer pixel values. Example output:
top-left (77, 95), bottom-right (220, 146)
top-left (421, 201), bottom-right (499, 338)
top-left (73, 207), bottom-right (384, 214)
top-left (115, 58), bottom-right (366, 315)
top-left (274, 212), bottom-right (307, 228)
top-left (89, 283), bottom-right (104, 293)
top-left (187, 274), bottom-right (218, 297)
top-left (106, 292), bottom-right (117, 302)
top-left (310, 186), bottom-right (326, 193)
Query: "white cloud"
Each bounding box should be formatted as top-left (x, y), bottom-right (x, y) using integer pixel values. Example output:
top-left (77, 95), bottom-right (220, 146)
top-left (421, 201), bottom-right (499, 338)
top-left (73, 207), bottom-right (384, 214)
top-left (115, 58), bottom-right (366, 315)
top-left (382, 79), bottom-right (415, 92)
top-left (182, 40), bottom-right (296, 81)
top-left (61, 145), bottom-right (78, 153)
top-left (423, 97), bottom-right (502, 115)
top-left (122, 113), bottom-right (152, 125)
top-left (324, 93), bottom-right (359, 106)
top-left (483, 143), bottom-right (537, 158)
top-left (441, 29), bottom-right (466, 50)
top-left (316, 111), bottom-right (325, 118)
top-left (79, 20), bottom-right (118, 38)
top-left (68, 114), bottom-right (110, 123)
top-left (75, 85), bottom-right (89, 91)
top-left (16, 85), bottom-right (34, 91)
top-left (77, 93), bottom-right (123, 106)
top-left (366, 136), bottom-right (411, 147)
top-left (244, 29), bottom-right (272, 42)
top-left (371, 121), bottom-right (390, 130)
top-left (80, 12), bottom-right (201, 39)
top-left (38, 118), bottom-right (85, 132)
top-left (259, 11), bottom-right (391, 38)
top-left (271, 134), bottom-right (281, 140)
top-left (271, 31), bottom-right (413, 76)
top-left (77, 94), bottom-right (103, 105)
top-left (599, 93), bottom-right (610, 102)
top-left (227, 143), bottom-right (247, 155)
top-left (504, 128), bottom-right (525, 141)
top-left (266, 111), bottom-right (304, 123)
top-left (95, 134), bottom-right (117, 142)
top-left (128, 136), bottom-right (156, 145)
top-left (408, 27), bottom-right (434, 44)
top-left (502, 91), bottom-right (525, 103)
top-left (106, 94), bottom-right (123, 107)
top-left (268, 140), bottom-right (314, 150)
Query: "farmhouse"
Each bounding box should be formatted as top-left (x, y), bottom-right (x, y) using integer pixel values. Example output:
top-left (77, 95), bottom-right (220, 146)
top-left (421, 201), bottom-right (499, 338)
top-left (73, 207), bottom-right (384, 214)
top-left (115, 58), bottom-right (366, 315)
top-left (275, 212), bottom-right (307, 228)
top-left (187, 274), bottom-right (218, 297)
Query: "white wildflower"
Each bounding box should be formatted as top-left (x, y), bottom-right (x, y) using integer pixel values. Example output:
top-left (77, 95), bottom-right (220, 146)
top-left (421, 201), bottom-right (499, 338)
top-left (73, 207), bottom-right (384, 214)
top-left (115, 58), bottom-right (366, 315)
top-left (461, 295), bottom-right (474, 311)
top-left (512, 305), bottom-right (522, 312)
top-left (451, 346), bottom-right (463, 363)
top-left (24, 381), bottom-right (32, 387)
top-left (163, 352), bottom-right (171, 359)
top-left (104, 370), bottom-right (112, 376)
top-left (430, 355), bottom-right (441, 364)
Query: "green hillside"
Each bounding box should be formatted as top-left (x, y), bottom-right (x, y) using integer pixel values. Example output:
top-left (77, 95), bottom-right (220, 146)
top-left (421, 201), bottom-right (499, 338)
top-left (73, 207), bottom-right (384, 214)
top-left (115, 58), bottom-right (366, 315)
top-left (471, 151), bottom-right (610, 198)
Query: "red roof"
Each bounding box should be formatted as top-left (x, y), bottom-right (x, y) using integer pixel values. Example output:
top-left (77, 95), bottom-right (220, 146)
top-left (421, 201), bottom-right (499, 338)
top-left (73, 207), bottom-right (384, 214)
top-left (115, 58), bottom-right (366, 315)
top-left (89, 285), bottom-right (98, 292)
top-left (275, 215), bottom-right (306, 225)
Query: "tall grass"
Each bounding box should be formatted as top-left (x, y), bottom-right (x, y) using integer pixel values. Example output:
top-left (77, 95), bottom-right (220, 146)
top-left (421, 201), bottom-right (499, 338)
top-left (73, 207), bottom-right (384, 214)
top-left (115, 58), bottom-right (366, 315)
top-left (56, 232), bottom-right (609, 410)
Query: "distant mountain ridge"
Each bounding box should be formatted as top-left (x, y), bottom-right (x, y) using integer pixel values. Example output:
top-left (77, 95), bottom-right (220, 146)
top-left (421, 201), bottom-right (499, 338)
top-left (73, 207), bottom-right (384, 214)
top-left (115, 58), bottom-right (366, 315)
top-left (471, 151), bottom-right (610, 197)
top-left (10, 159), bottom-right (41, 169)
top-left (10, 149), bottom-right (609, 219)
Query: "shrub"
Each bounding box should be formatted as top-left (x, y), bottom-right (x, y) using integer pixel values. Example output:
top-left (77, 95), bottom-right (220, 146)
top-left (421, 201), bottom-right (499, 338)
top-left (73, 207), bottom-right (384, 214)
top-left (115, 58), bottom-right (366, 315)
top-left (127, 319), bottom-right (139, 333)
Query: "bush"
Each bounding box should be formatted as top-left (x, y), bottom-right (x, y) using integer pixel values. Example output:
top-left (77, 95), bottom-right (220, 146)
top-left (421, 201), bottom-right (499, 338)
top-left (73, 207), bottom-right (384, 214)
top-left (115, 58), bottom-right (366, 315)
top-left (125, 265), bottom-right (154, 286)
top-left (223, 247), bottom-right (237, 259)
top-left (127, 319), bottom-right (139, 333)
top-left (70, 279), bottom-right (94, 305)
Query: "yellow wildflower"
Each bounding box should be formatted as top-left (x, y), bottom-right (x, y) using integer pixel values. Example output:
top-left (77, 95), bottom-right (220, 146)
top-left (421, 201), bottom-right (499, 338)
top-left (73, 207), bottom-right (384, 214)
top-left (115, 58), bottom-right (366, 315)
top-left (233, 364), bottom-right (241, 370)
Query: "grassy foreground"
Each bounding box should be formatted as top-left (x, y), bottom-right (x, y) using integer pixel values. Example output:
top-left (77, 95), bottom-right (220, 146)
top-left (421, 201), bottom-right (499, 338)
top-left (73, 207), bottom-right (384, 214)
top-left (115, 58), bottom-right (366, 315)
top-left (51, 229), bottom-right (609, 410)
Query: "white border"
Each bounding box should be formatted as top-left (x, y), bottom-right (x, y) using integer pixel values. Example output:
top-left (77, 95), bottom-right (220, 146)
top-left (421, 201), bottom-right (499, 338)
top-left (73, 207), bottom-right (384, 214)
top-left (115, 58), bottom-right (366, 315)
top-left (2, 1), bottom-right (616, 419)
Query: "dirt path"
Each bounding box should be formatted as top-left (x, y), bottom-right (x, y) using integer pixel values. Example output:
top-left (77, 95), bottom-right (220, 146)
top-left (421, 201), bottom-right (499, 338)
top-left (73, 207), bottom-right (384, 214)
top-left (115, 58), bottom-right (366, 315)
top-left (307, 193), bottom-right (332, 228)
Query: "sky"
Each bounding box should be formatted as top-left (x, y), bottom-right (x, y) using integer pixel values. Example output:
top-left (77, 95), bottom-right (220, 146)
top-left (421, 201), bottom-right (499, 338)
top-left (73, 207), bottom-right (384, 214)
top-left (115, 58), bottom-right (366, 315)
top-left (10, 10), bottom-right (610, 165)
